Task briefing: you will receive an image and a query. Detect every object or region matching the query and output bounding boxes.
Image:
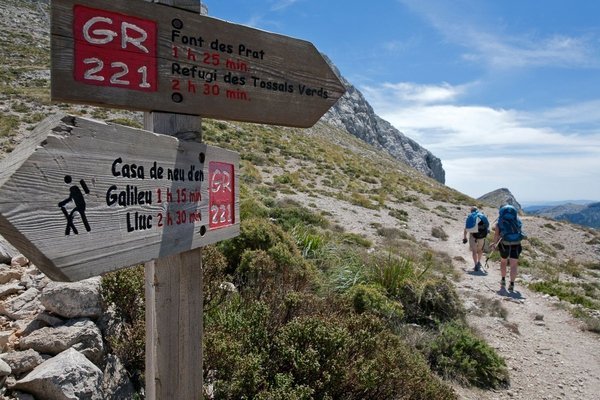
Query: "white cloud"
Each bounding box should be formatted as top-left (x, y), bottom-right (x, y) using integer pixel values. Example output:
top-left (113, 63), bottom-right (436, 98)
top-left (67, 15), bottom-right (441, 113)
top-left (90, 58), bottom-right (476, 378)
top-left (464, 32), bottom-right (596, 70)
top-left (445, 154), bottom-right (600, 202)
top-left (270, 0), bottom-right (300, 11)
top-left (361, 81), bottom-right (600, 201)
top-left (397, 0), bottom-right (600, 70)
top-left (362, 82), bottom-right (468, 106)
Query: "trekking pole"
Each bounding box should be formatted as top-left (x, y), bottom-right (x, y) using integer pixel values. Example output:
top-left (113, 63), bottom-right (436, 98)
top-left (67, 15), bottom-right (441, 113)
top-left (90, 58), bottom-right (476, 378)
top-left (484, 237), bottom-right (502, 270)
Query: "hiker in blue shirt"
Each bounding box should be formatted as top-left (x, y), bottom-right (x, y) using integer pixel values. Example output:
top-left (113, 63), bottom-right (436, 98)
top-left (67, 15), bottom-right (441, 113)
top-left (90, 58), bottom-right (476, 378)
top-left (463, 206), bottom-right (489, 272)
top-left (491, 204), bottom-right (526, 292)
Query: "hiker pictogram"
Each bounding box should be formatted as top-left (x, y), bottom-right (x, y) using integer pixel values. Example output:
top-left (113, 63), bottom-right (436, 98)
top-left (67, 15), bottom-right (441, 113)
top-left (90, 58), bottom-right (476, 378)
top-left (58, 175), bottom-right (91, 235)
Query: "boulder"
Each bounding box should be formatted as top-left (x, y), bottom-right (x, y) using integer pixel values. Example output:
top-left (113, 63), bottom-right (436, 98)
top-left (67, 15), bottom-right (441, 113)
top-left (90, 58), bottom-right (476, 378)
top-left (18, 319), bottom-right (104, 365)
top-left (40, 277), bottom-right (102, 319)
top-left (101, 354), bottom-right (136, 399)
top-left (0, 330), bottom-right (12, 351)
top-left (0, 349), bottom-right (44, 375)
top-left (0, 287), bottom-right (41, 320)
top-left (0, 238), bottom-right (17, 265)
top-left (0, 281), bottom-right (23, 299)
top-left (0, 357), bottom-right (11, 378)
top-left (11, 348), bottom-right (103, 400)
top-left (0, 265), bottom-right (21, 284)
top-left (11, 255), bottom-right (29, 268)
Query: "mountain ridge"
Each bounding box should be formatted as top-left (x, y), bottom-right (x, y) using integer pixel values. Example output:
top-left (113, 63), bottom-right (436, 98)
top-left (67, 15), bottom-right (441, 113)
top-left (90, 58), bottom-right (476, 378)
top-left (526, 202), bottom-right (600, 229)
top-left (321, 57), bottom-right (446, 184)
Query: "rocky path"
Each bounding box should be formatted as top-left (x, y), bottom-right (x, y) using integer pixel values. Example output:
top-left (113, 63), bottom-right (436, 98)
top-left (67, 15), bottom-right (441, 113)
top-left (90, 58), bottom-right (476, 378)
top-left (435, 224), bottom-right (600, 400)
top-left (284, 190), bottom-right (600, 400)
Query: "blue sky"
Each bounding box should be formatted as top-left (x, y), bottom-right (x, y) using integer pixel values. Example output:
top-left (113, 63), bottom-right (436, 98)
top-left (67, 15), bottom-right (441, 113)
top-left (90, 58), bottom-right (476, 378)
top-left (205, 0), bottom-right (600, 203)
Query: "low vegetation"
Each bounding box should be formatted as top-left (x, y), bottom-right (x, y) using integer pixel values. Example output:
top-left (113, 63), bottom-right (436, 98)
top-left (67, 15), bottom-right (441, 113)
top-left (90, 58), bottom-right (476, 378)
top-left (100, 121), bottom-right (512, 397)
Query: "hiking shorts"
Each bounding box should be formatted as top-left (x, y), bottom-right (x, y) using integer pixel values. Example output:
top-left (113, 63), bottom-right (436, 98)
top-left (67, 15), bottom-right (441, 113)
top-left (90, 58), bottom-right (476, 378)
top-left (499, 242), bottom-right (522, 259)
top-left (469, 235), bottom-right (485, 252)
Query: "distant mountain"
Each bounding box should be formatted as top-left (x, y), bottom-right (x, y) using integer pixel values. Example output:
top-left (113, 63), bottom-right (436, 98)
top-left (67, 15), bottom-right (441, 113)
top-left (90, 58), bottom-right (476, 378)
top-left (321, 59), bottom-right (445, 184)
top-left (523, 203), bottom-right (587, 216)
top-left (521, 200), bottom-right (595, 208)
top-left (527, 202), bottom-right (600, 229)
top-left (477, 188), bottom-right (522, 211)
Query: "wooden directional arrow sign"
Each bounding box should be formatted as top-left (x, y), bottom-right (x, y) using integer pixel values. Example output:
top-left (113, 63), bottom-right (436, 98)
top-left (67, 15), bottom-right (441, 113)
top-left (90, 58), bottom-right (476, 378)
top-left (0, 114), bottom-right (239, 282)
top-left (51, 0), bottom-right (346, 128)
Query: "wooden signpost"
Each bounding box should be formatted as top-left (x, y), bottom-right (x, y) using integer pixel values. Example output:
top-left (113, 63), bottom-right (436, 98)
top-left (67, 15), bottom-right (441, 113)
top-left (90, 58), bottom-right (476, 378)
top-left (0, 0), bottom-right (345, 398)
top-left (0, 114), bottom-right (239, 282)
top-left (51, 0), bottom-right (345, 127)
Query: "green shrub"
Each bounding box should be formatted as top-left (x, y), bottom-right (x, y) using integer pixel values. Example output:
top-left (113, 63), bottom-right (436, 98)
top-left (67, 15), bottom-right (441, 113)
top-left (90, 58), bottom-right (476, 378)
top-left (571, 308), bottom-right (600, 333)
top-left (270, 198), bottom-right (329, 230)
top-left (202, 245), bottom-right (232, 311)
top-left (529, 280), bottom-right (600, 310)
top-left (290, 224), bottom-right (328, 259)
top-left (219, 217), bottom-right (316, 301)
top-left (0, 114), bottom-right (19, 137)
top-left (100, 265), bottom-right (146, 388)
top-left (350, 191), bottom-right (378, 209)
top-left (389, 208), bottom-right (409, 222)
top-left (345, 316), bottom-right (457, 400)
top-left (341, 232), bottom-right (372, 248)
top-left (399, 278), bottom-right (465, 326)
top-left (346, 284), bottom-right (404, 324)
top-left (368, 255), bottom-right (416, 298)
top-left (204, 299), bottom-right (271, 399)
top-left (428, 322), bottom-right (509, 389)
top-left (219, 217), bottom-right (294, 269)
top-left (272, 317), bottom-right (350, 398)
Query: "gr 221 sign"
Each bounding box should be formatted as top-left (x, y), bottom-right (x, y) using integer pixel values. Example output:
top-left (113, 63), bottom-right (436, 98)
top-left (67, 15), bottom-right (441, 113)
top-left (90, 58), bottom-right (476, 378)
top-left (72, 4), bottom-right (158, 92)
top-left (51, 0), bottom-right (346, 127)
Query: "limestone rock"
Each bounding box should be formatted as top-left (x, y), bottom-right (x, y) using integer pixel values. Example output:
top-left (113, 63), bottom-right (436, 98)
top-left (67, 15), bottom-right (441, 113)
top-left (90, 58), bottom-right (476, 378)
top-left (11, 255), bottom-right (29, 268)
top-left (11, 348), bottom-right (103, 400)
top-left (0, 238), bottom-right (17, 265)
top-left (0, 282), bottom-right (23, 299)
top-left (478, 188), bottom-right (522, 211)
top-left (101, 354), bottom-right (136, 399)
top-left (18, 318), bottom-right (104, 365)
top-left (0, 330), bottom-right (12, 351)
top-left (0, 287), bottom-right (41, 320)
top-left (0, 265), bottom-right (22, 284)
top-left (40, 277), bottom-right (102, 319)
top-left (0, 349), bottom-right (44, 375)
top-left (0, 357), bottom-right (11, 377)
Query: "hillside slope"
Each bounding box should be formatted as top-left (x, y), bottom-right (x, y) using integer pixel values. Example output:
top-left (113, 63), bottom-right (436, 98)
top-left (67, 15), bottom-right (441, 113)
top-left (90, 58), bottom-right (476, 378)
top-left (1, 1), bottom-right (600, 399)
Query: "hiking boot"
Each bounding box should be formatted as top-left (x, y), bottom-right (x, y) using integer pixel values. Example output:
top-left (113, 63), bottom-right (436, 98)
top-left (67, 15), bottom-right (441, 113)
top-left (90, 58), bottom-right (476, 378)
top-left (501, 277), bottom-right (506, 288)
top-left (474, 262), bottom-right (481, 272)
top-left (508, 281), bottom-right (515, 292)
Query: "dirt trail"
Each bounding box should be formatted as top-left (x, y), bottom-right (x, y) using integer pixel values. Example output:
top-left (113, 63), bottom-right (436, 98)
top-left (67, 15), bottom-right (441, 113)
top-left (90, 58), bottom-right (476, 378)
top-left (284, 190), bottom-right (600, 399)
top-left (431, 218), bottom-right (600, 400)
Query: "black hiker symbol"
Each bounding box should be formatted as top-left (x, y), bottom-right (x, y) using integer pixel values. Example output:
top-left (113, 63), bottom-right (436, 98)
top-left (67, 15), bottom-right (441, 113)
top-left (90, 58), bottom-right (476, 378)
top-left (58, 175), bottom-right (91, 236)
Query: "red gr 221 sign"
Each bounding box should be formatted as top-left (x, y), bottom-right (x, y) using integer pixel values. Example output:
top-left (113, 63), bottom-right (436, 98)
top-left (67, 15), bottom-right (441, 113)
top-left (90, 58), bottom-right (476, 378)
top-left (209, 162), bottom-right (235, 229)
top-left (51, 0), bottom-right (346, 127)
top-left (73, 5), bottom-right (158, 92)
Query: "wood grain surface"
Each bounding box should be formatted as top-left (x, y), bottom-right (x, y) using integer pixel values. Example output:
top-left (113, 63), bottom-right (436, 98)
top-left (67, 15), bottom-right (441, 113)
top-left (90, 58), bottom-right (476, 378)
top-left (0, 114), bottom-right (239, 281)
top-left (51, 0), bottom-right (345, 127)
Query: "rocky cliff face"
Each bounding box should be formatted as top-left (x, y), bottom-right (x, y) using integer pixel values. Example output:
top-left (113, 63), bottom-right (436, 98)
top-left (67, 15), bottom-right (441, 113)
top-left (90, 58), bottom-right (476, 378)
top-left (321, 62), bottom-right (446, 184)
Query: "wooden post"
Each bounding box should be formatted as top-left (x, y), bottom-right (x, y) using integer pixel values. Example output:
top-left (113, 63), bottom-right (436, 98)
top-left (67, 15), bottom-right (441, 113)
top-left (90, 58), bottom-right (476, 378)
top-left (145, 2), bottom-right (205, 399)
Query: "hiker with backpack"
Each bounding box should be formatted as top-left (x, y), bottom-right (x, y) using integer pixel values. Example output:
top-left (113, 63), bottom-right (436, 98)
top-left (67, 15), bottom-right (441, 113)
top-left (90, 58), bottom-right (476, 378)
top-left (463, 206), bottom-right (490, 272)
top-left (491, 204), bottom-right (526, 292)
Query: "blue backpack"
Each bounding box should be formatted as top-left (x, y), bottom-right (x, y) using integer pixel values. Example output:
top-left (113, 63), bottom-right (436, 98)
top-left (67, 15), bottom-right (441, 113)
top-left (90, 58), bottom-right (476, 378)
top-left (465, 211), bottom-right (490, 239)
top-left (498, 205), bottom-right (526, 242)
